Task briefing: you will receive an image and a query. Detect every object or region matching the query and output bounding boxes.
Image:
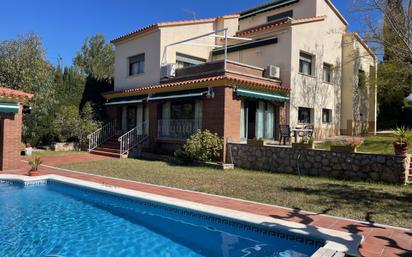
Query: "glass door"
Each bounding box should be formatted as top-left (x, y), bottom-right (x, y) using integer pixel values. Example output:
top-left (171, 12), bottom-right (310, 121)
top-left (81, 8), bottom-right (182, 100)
top-left (126, 106), bottom-right (137, 131)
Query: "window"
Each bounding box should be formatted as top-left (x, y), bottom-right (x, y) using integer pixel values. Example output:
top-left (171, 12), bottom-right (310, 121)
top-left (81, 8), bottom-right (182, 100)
top-left (176, 53), bottom-right (206, 69)
top-left (323, 63), bottom-right (332, 83)
top-left (129, 54), bottom-right (145, 76)
top-left (358, 70), bottom-right (366, 88)
top-left (298, 107), bottom-right (312, 124)
top-left (322, 109), bottom-right (332, 123)
top-left (267, 10), bottom-right (293, 22)
top-left (170, 101), bottom-right (195, 120)
top-left (299, 52), bottom-right (313, 76)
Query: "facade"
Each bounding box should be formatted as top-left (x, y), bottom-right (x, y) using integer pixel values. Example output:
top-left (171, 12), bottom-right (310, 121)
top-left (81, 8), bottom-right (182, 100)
top-left (96, 0), bottom-right (377, 159)
top-left (0, 87), bottom-right (33, 171)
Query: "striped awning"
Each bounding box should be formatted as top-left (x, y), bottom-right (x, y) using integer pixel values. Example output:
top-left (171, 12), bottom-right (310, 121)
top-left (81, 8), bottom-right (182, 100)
top-left (104, 95), bottom-right (147, 106)
top-left (0, 102), bottom-right (19, 113)
top-left (235, 88), bottom-right (289, 102)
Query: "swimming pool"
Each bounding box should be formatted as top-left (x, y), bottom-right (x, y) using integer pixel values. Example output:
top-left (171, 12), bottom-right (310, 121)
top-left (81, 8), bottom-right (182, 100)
top-left (0, 176), bottom-right (360, 257)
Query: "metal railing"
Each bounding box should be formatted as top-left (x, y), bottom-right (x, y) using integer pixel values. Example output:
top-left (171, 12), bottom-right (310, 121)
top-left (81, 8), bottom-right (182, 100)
top-left (118, 122), bottom-right (148, 156)
top-left (87, 120), bottom-right (117, 151)
top-left (158, 119), bottom-right (202, 139)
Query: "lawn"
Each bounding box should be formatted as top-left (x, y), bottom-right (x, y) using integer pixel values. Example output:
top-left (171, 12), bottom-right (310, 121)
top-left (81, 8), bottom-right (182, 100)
top-left (60, 158), bottom-right (412, 228)
top-left (31, 150), bottom-right (82, 158)
top-left (315, 134), bottom-right (412, 155)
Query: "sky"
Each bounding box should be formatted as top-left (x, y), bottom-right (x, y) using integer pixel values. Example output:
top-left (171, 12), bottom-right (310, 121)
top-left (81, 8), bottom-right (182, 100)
top-left (0, 0), bottom-right (362, 68)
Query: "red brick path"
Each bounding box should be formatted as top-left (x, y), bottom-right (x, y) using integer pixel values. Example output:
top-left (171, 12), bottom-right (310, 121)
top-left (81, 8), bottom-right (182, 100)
top-left (8, 153), bottom-right (412, 257)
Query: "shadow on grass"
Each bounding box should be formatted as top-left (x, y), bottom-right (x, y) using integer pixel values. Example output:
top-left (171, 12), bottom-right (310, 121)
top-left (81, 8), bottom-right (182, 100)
top-left (281, 183), bottom-right (412, 224)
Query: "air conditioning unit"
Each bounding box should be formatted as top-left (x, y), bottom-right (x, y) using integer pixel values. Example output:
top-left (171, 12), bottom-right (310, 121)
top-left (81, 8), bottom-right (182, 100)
top-left (160, 64), bottom-right (176, 78)
top-left (265, 65), bottom-right (281, 79)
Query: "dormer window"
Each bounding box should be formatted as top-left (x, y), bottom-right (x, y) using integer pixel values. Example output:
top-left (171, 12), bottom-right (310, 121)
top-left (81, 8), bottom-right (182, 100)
top-left (267, 10), bottom-right (293, 23)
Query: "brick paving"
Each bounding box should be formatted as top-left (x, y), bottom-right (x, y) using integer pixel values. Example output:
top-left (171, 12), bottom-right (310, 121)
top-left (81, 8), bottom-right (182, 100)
top-left (7, 153), bottom-right (412, 257)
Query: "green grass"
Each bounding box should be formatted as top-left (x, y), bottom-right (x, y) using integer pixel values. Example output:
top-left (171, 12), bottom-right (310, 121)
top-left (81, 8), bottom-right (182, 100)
top-left (31, 150), bottom-right (83, 158)
top-left (316, 134), bottom-right (412, 155)
top-left (60, 158), bottom-right (412, 228)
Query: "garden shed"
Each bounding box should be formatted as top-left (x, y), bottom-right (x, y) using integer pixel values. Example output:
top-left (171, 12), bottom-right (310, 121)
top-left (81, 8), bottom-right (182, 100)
top-left (0, 86), bottom-right (33, 171)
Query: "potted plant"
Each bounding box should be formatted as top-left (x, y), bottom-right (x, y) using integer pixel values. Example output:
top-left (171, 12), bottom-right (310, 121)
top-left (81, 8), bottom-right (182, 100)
top-left (292, 136), bottom-right (314, 149)
top-left (28, 156), bottom-right (42, 176)
top-left (247, 137), bottom-right (265, 146)
top-left (393, 126), bottom-right (411, 156)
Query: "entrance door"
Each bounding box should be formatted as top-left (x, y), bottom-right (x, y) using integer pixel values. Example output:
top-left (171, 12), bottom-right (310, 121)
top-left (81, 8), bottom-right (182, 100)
top-left (126, 106), bottom-right (137, 131)
top-left (241, 100), bottom-right (277, 140)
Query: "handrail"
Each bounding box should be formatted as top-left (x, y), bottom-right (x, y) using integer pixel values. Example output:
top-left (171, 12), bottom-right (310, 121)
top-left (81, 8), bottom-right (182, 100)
top-left (87, 120), bottom-right (117, 151)
top-left (118, 122), bottom-right (148, 156)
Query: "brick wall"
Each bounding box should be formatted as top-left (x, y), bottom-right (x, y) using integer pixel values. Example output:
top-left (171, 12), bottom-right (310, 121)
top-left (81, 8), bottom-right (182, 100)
top-left (0, 105), bottom-right (22, 171)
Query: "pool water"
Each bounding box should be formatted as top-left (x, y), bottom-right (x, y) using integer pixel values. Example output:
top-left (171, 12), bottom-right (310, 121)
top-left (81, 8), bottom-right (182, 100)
top-left (0, 181), bottom-right (321, 257)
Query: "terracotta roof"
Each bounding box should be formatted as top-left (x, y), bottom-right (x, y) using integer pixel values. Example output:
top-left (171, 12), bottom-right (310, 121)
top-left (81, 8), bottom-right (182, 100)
top-left (0, 86), bottom-right (33, 100)
top-left (103, 74), bottom-right (289, 99)
top-left (111, 14), bottom-right (240, 44)
top-left (236, 16), bottom-right (326, 37)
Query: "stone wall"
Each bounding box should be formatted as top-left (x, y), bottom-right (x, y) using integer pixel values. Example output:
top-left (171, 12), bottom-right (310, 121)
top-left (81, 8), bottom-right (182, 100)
top-left (229, 144), bottom-right (409, 184)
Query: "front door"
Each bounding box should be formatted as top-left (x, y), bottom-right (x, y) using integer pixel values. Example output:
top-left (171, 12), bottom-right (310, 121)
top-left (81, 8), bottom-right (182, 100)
top-left (127, 106), bottom-right (137, 131)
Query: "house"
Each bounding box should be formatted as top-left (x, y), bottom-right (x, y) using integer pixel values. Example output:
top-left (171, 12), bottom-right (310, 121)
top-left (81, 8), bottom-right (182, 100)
top-left (0, 87), bottom-right (33, 171)
top-left (92, 0), bottom-right (377, 159)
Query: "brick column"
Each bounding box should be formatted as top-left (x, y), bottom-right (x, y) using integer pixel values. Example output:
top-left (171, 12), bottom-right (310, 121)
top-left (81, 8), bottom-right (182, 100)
top-left (0, 105), bottom-right (22, 171)
top-left (202, 86), bottom-right (241, 162)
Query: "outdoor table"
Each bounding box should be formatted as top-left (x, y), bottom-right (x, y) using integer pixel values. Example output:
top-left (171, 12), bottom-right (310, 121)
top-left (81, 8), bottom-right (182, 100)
top-left (291, 128), bottom-right (313, 143)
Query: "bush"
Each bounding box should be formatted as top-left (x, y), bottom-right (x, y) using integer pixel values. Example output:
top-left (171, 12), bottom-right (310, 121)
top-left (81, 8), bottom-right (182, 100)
top-left (175, 130), bottom-right (224, 163)
top-left (51, 105), bottom-right (100, 144)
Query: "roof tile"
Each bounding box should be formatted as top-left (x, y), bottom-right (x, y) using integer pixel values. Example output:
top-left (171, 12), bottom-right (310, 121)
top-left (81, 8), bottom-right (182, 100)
top-left (0, 86), bottom-right (33, 100)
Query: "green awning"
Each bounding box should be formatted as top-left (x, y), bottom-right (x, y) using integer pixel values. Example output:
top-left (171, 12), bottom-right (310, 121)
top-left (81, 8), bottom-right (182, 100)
top-left (0, 102), bottom-right (19, 113)
top-left (105, 95), bottom-right (147, 106)
top-left (236, 88), bottom-right (289, 102)
top-left (148, 88), bottom-right (208, 101)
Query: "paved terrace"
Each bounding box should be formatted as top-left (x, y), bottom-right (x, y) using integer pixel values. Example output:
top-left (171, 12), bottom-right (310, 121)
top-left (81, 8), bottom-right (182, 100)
top-left (6, 153), bottom-right (412, 257)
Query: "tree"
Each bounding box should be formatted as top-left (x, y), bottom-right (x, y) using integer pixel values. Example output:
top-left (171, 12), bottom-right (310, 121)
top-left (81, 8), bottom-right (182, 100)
top-left (74, 33), bottom-right (114, 81)
top-left (0, 33), bottom-right (58, 145)
top-left (54, 65), bottom-right (86, 110)
top-left (353, 0), bottom-right (412, 63)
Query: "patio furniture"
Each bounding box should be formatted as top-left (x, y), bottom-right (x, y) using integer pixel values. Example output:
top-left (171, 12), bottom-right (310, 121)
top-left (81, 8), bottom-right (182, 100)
top-left (291, 127), bottom-right (313, 143)
top-left (279, 125), bottom-right (292, 145)
top-left (304, 124), bottom-right (314, 138)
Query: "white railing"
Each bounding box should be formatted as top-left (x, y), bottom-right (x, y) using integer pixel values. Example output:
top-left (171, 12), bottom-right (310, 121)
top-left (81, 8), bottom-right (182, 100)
top-left (118, 122), bottom-right (148, 156)
top-left (158, 119), bottom-right (202, 139)
top-left (87, 120), bottom-right (117, 151)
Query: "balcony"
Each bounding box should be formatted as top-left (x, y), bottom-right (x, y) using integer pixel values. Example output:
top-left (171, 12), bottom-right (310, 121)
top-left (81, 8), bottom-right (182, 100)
top-left (158, 119), bottom-right (202, 140)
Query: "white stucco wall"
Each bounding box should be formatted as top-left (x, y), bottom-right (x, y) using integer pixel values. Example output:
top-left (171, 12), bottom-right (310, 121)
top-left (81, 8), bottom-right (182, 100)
top-left (288, 0), bottom-right (347, 137)
top-left (114, 31), bottom-right (161, 91)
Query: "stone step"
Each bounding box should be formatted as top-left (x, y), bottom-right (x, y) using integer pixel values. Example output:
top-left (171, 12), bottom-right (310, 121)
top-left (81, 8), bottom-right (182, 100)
top-left (90, 149), bottom-right (121, 158)
top-left (95, 147), bottom-right (120, 153)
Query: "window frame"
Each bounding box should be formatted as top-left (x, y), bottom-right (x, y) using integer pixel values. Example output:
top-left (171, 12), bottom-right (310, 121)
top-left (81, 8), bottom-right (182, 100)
top-left (267, 10), bottom-right (293, 23)
top-left (299, 52), bottom-right (314, 76)
top-left (323, 63), bottom-right (332, 83)
top-left (298, 107), bottom-right (313, 124)
top-left (128, 53), bottom-right (145, 76)
top-left (322, 108), bottom-right (332, 124)
top-left (175, 53), bottom-right (206, 69)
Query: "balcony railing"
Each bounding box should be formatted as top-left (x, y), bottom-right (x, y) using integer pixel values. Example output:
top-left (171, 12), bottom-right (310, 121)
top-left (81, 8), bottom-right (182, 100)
top-left (158, 119), bottom-right (202, 140)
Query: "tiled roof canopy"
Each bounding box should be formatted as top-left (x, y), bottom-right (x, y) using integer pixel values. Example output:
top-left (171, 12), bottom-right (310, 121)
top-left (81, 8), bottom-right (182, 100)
top-left (111, 15), bottom-right (239, 44)
top-left (103, 74), bottom-right (289, 100)
top-left (236, 16), bottom-right (326, 37)
top-left (0, 86), bottom-right (33, 101)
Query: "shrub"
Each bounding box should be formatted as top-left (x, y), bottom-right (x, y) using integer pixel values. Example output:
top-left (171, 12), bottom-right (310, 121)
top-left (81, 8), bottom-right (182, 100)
top-left (175, 130), bottom-right (224, 163)
top-left (51, 105), bottom-right (100, 144)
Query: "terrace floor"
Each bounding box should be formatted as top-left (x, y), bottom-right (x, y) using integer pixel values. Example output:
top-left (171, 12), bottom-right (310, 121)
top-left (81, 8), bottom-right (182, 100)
top-left (7, 152), bottom-right (412, 257)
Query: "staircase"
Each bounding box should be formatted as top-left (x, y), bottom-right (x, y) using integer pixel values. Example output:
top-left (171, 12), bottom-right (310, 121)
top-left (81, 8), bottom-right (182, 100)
top-left (90, 137), bottom-right (122, 158)
top-left (87, 121), bottom-right (148, 158)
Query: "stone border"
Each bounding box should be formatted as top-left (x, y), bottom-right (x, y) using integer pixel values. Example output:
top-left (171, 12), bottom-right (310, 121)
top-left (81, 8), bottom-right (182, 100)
top-left (0, 174), bottom-right (362, 256)
top-left (229, 143), bottom-right (410, 184)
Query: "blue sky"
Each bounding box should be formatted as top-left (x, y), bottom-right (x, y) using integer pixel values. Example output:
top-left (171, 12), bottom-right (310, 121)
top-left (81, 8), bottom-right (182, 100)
top-left (1, 0), bottom-right (361, 68)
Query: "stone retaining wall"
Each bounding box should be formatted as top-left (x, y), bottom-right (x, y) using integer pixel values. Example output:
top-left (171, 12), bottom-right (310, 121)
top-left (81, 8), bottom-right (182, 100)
top-left (228, 144), bottom-right (409, 184)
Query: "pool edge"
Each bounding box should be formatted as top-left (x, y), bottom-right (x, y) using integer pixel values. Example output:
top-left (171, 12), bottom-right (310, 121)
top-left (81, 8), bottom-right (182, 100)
top-left (0, 174), bottom-right (361, 257)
